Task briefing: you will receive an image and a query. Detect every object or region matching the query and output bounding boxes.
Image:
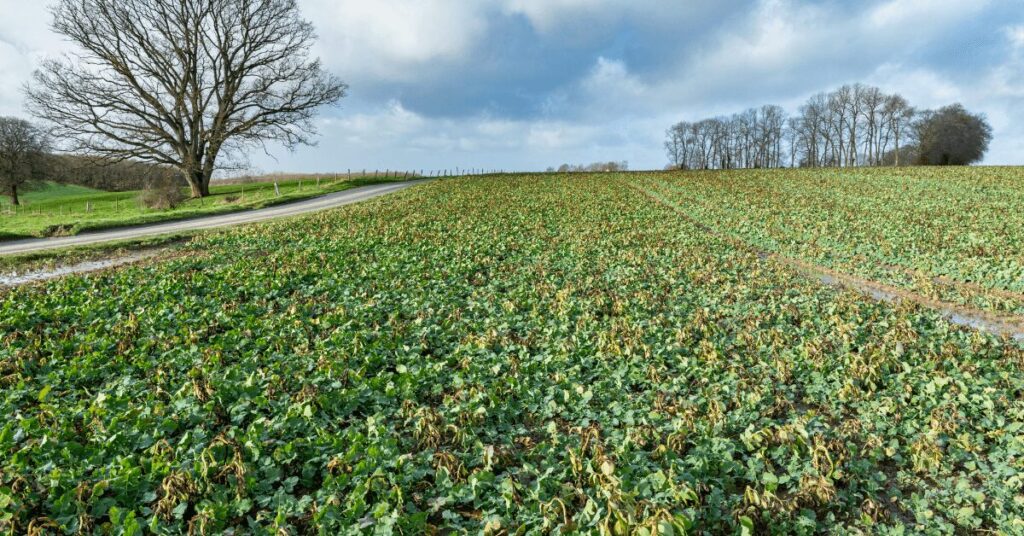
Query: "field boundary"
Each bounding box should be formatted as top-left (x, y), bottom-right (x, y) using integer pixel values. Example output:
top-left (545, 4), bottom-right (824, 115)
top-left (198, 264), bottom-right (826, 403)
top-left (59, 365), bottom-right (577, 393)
top-left (632, 179), bottom-right (1024, 342)
top-left (0, 180), bottom-right (425, 256)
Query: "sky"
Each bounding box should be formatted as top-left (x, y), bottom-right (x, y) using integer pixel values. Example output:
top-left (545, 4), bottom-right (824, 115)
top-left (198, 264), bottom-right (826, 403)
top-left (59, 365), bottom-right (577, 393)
top-left (1, 0), bottom-right (1022, 173)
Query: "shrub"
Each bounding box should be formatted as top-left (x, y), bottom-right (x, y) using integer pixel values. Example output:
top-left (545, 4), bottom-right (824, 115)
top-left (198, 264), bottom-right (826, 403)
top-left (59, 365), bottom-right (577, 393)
top-left (138, 177), bottom-right (187, 210)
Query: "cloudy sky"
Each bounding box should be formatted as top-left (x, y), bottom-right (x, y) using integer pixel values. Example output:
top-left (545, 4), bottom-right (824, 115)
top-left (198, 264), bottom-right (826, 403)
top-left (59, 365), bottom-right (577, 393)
top-left (1, 0), bottom-right (1022, 172)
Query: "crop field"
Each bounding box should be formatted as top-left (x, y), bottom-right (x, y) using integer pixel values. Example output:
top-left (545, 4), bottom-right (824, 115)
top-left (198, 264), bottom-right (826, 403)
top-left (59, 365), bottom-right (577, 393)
top-left (0, 177), bottom-right (398, 241)
top-left (642, 167), bottom-right (1024, 319)
top-left (2, 170), bottom-right (1024, 534)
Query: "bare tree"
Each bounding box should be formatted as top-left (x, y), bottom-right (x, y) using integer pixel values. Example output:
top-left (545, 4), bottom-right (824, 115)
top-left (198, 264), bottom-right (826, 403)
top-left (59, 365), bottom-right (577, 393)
top-left (26, 0), bottom-right (347, 198)
top-left (665, 123), bottom-right (689, 170)
top-left (884, 95), bottom-right (915, 167)
top-left (784, 85), bottom-right (917, 169)
top-left (662, 83), bottom-right (954, 171)
top-left (858, 86), bottom-right (885, 165)
top-left (0, 117), bottom-right (50, 206)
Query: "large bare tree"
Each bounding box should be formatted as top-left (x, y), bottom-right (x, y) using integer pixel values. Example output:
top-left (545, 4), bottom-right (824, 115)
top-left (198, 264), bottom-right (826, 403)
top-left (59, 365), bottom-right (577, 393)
top-left (26, 0), bottom-right (347, 197)
top-left (0, 117), bottom-right (50, 206)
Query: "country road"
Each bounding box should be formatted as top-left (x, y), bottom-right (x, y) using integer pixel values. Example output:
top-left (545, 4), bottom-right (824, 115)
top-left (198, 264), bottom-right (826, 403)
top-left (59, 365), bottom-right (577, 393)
top-left (0, 180), bottom-right (424, 256)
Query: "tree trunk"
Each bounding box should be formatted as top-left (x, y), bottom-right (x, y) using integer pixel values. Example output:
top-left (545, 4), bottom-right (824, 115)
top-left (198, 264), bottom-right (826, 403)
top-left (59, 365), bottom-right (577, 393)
top-left (895, 131), bottom-right (900, 167)
top-left (186, 170), bottom-right (211, 198)
top-left (9, 184), bottom-right (19, 206)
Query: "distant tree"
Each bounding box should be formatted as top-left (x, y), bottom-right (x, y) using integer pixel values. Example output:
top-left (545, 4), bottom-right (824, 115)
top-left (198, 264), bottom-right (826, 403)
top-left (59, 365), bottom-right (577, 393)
top-left (664, 106), bottom-right (787, 171)
top-left (0, 117), bottom-right (50, 206)
top-left (554, 161), bottom-right (629, 173)
top-left (915, 104), bottom-right (993, 166)
top-left (882, 94), bottom-right (915, 167)
top-left (880, 145), bottom-right (920, 167)
top-left (671, 84), bottom-right (935, 170)
top-left (26, 0), bottom-right (347, 198)
top-left (585, 161), bottom-right (628, 172)
top-left (665, 123), bottom-right (690, 170)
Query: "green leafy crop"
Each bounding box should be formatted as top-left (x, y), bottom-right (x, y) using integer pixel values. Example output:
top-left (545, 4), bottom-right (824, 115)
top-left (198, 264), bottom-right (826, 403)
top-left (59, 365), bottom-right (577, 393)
top-left (2, 172), bottom-right (1023, 534)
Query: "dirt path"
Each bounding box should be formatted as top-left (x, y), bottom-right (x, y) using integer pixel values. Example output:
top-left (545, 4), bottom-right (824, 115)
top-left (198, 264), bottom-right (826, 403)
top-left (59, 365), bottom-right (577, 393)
top-left (634, 181), bottom-right (1024, 343)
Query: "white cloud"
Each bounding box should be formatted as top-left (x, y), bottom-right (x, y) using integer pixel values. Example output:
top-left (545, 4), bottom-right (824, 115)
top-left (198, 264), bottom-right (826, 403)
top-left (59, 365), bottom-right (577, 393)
top-left (299, 0), bottom-right (491, 82)
top-left (1007, 25), bottom-right (1024, 50)
top-left (249, 97), bottom-right (673, 173)
top-left (576, 57), bottom-right (648, 113)
top-left (0, 40), bottom-right (31, 116)
top-left (502, 0), bottom-right (730, 35)
top-left (867, 0), bottom-right (989, 29)
top-left (502, 0), bottom-right (600, 30)
top-left (866, 64), bottom-right (964, 107)
top-left (692, 0), bottom-right (824, 76)
top-left (0, 0), bottom-right (1021, 170)
top-left (0, 1), bottom-right (68, 117)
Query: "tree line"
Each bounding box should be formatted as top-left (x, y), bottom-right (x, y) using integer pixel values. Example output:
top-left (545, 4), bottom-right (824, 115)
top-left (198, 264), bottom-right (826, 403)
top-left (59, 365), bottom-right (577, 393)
top-left (546, 161), bottom-right (630, 173)
top-left (666, 83), bottom-right (993, 170)
top-left (48, 155), bottom-right (181, 192)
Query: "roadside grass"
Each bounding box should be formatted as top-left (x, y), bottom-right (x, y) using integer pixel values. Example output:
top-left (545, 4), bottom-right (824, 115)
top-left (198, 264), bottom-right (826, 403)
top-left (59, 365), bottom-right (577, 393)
top-left (0, 176), bottom-right (404, 240)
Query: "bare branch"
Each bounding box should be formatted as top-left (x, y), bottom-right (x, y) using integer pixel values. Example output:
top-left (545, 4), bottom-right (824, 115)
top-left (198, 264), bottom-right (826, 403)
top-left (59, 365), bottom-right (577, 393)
top-left (25, 0), bottom-right (346, 197)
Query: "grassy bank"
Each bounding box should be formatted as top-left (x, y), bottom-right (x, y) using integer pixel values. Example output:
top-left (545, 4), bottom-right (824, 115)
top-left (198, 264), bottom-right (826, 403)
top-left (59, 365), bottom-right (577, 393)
top-left (0, 177), bottom-right (403, 241)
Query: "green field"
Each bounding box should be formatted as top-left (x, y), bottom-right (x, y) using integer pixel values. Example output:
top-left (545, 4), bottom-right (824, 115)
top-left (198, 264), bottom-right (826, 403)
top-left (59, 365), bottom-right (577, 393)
top-left (3, 170), bottom-right (1024, 534)
top-left (0, 178), bottom-right (398, 241)
top-left (644, 167), bottom-right (1024, 318)
top-left (15, 182), bottom-right (106, 203)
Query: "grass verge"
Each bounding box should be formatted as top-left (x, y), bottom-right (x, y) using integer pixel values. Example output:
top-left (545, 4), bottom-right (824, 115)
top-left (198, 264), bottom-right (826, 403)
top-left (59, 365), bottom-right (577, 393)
top-left (0, 177), bottom-right (405, 241)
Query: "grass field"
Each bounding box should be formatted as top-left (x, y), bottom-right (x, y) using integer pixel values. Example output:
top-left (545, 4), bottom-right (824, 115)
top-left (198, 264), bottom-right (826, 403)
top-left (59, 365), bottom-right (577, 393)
top-left (15, 182), bottom-right (106, 203)
top-left (0, 177), bottom-right (400, 241)
top-left (3, 169), bottom-right (1024, 533)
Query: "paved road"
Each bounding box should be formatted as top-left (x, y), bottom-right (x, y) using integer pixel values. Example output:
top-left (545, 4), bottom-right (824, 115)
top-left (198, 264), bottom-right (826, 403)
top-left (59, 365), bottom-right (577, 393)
top-left (0, 180), bottom-right (424, 256)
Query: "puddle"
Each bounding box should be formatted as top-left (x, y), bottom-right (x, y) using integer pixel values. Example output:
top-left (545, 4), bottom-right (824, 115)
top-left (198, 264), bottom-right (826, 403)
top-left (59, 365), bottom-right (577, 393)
top-left (947, 313), bottom-right (1024, 343)
top-left (0, 249), bottom-right (165, 287)
top-left (818, 274), bottom-right (897, 302)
